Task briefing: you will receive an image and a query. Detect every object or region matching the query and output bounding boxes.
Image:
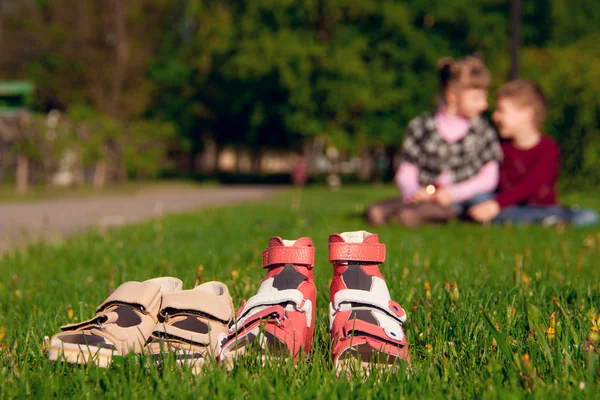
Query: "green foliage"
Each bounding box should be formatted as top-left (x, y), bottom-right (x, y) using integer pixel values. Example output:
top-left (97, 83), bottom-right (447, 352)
top-left (69, 105), bottom-right (120, 166)
top-left (548, 0), bottom-right (600, 46)
top-left (1, 0), bottom-right (600, 181)
top-left (67, 105), bottom-right (179, 179)
top-left (1, 185), bottom-right (599, 397)
top-left (520, 34), bottom-right (600, 185)
top-left (123, 119), bottom-right (180, 179)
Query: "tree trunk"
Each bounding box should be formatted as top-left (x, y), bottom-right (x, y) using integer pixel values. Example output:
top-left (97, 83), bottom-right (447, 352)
top-left (109, 0), bottom-right (129, 119)
top-left (357, 147), bottom-right (373, 181)
top-left (16, 155), bottom-right (29, 195)
top-left (303, 138), bottom-right (315, 176)
top-left (214, 143), bottom-right (223, 174)
top-left (73, 160), bottom-right (85, 186)
top-left (93, 160), bottom-right (107, 189)
top-left (234, 148), bottom-right (242, 173)
top-left (196, 134), bottom-right (218, 175)
top-left (251, 149), bottom-right (263, 174)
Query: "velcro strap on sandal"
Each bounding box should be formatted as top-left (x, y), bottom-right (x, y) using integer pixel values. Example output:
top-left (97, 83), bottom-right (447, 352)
top-left (333, 289), bottom-right (406, 323)
top-left (96, 281), bottom-right (161, 314)
top-left (262, 246), bottom-right (315, 268)
top-left (230, 305), bottom-right (287, 334)
top-left (328, 242), bottom-right (386, 263)
top-left (153, 323), bottom-right (211, 346)
top-left (342, 319), bottom-right (405, 344)
top-left (234, 290), bottom-right (313, 331)
top-left (60, 313), bottom-right (115, 332)
top-left (237, 289), bottom-right (304, 320)
top-left (160, 291), bottom-right (233, 324)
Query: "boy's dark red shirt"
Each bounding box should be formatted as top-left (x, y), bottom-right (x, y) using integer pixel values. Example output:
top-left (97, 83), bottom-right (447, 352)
top-left (496, 135), bottom-right (560, 208)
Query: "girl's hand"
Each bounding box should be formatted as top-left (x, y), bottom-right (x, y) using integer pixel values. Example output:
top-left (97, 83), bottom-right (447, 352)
top-left (433, 188), bottom-right (453, 207)
top-left (407, 187), bottom-right (433, 204)
top-left (469, 200), bottom-right (500, 222)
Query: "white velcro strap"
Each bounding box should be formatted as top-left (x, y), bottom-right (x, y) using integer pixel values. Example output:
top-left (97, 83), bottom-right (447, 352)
top-left (234, 289), bottom-right (308, 330)
top-left (373, 312), bottom-right (406, 341)
top-left (301, 299), bottom-right (313, 328)
top-left (333, 289), bottom-right (406, 323)
top-left (239, 289), bottom-right (304, 317)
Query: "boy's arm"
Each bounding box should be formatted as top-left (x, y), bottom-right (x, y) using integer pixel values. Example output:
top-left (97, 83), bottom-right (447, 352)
top-left (495, 142), bottom-right (560, 208)
top-left (446, 161), bottom-right (499, 203)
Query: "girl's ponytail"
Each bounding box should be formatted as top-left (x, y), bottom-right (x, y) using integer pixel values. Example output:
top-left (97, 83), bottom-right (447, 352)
top-left (437, 57), bottom-right (455, 92)
top-left (436, 54), bottom-right (490, 94)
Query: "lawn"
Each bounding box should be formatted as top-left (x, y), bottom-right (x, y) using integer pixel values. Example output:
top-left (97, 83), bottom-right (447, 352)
top-left (1, 185), bottom-right (599, 398)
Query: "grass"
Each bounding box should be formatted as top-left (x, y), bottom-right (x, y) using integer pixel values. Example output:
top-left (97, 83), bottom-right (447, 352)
top-left (1, 185), bottom-right (600, 398)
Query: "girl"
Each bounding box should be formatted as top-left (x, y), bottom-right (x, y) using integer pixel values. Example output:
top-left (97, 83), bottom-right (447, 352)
top-left (366, 55), bottom-right (502, 227)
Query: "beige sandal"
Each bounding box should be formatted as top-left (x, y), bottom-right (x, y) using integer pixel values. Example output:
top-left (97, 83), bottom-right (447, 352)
top-left (147, 281), bottom-right (234, 374)
top-left (47, 277), bottom-right (183, 367)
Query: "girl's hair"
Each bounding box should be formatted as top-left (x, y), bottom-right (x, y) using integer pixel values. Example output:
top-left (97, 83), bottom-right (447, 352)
top-left (437, 54), bottom-right (491, 93)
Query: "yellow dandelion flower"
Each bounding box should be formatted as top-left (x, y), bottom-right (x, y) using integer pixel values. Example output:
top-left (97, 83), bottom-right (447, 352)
top-left (450, 282), bottom-right (459, 302)
top-left (583, 236), bottom-right (596, 248)
top-left (588, 329), bottom-right (599, 343)
top-left (521, 273), bottom-right (530, 288)
top-left (549, 312), bottom-right (557, 329)
top-left (546, 326), bottom-right (555, 342)
top-left (424, 281), bottom-right (431, 300)
top-left (520, 353), bottom-right (533, 371)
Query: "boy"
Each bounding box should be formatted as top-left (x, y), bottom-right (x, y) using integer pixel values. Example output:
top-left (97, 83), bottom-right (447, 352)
top-left (469, 79), bottom-right (598, 226)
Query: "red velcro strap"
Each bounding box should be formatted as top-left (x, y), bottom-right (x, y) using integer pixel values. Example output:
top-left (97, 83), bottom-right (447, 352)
top-left (262, 246), bottom-right (315, 268)
top-left (328, 242), bottom-right (386, 263)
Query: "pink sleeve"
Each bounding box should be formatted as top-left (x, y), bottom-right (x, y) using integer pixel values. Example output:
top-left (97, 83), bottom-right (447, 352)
top-left (447, 161), bottom-right (499, 203)
top-left (395, 162), bottom-right (420, 200)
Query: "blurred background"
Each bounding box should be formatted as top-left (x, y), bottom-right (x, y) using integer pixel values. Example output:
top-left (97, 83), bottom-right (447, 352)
top-left (0, 0), bottom-right (598, 195)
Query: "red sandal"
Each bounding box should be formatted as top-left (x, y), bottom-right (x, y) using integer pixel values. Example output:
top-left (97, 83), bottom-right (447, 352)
top-left (328, 231), bottom-right (410, 373)
top-left (219, 236), bottom-right (316, 364)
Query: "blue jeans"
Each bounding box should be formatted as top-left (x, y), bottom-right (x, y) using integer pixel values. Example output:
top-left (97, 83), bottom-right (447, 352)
top-left (493, 205), bottom-right (600, 227)
top-left (453, 192), bottom-right (495, 218)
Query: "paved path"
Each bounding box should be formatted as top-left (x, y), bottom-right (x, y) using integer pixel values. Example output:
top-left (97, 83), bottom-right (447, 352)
top-left (0, 185), bottom-right (279, 254)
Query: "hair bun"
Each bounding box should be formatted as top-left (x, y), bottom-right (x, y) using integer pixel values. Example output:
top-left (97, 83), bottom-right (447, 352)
top-left (440, 64), bottom-right (452, 84)
top-left (437, 57), bottom-right (455, 71)
top-left (437, 57), bottom-right (454, 88)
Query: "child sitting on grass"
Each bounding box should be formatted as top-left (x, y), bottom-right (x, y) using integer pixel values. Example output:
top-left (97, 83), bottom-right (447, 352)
top-left (469, 79), bottom-right (599, 227)
top-left (366, 55), bottom-right (502, 227)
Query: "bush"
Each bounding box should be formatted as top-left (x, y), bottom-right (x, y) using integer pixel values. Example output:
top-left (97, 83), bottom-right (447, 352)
top-left (521, 33), bottom-right (600, 186)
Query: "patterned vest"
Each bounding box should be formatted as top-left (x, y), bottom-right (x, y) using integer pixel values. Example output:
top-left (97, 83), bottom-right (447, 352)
top-left (401, 113), bottom-right (502, 185)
